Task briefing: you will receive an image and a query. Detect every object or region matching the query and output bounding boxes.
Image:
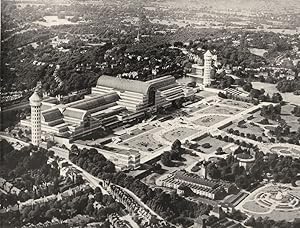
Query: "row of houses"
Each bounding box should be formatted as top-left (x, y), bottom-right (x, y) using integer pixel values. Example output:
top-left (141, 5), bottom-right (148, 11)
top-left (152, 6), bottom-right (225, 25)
top-left (108, 213), bottom-right (132, 228)
top-left (0, 177), bottom-right (21, 196)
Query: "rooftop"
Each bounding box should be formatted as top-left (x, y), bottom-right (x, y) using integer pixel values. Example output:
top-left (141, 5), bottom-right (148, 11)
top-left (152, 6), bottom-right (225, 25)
top-left (69, 93), bottom-right (119, 111)
top-left (96, 75), bottom-right (177, 95)
top-left (29, 91), bottom-right (42, 103)
top-left (42, 108), bottom-right (64, 122)
top-left (174, 171), bottom-right (218, 188)
top-left (236, 153), bottom-right (254, 160)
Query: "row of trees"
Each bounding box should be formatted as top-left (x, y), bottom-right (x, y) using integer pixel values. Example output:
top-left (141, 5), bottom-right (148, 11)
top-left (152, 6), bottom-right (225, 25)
top-left (277, 79), bottom-right (300, 93)
top-left (245, 216), bottom-right (300, 228)
top-left (227, 127), bottom-right (265, 142)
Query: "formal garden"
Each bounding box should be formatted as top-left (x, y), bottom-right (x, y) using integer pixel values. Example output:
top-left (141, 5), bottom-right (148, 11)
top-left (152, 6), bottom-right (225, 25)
top-left (240, 185), bottom-right (300, 221)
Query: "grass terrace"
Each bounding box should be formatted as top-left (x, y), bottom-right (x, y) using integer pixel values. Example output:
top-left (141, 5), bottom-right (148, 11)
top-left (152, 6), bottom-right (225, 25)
top-left (242, 201), bottom-right (270, 213)
top-left (184, 103), bottom-right (209, 114)
top-left (121, 129), bottom-right (166, 152)
top-left (193, 115), bottom-right (229, 127)
top-left (198, 105), bottom-right (242, 115)
top-left (219, 99), bottom-right (253, 109)
top-left (162, 127), bottom-right (198, 142)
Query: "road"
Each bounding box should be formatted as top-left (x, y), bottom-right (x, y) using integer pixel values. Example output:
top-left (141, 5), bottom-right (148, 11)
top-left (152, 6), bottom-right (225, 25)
top-left (0, 132), bottom-right (29, 146)
top-left (1, 101), bottom-right (29, 113)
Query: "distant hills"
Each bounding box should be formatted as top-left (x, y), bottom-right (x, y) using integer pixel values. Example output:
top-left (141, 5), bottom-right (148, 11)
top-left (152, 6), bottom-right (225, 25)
top-left (154, 0), bottom-right (300, 12)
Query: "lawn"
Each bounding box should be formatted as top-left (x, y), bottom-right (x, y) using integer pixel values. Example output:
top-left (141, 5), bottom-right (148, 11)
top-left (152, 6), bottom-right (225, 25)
top-left (198, 105), bottom-right (242, 115)
top-left (184, 103), bottom-right (209, 114)
top-left (280, 105), bottom-right (300, 132)
top-left (219, 99), bottom-right (253, 109)
top-left (192, 136), bottom-right (230, 154)
top-left (195, 90), bottom-right (217, 98)
top-left (121, 129), bottom-right (166, 152)
top-left (193, 115), bottom-right (229, 127)
top-left (266, 209), bottom-right (300, 222)
top-left (252, 82), bottom-right (300, 105)
top-left (242, 201), bottom-right (270, 213)
top-left (224, 120), bottom-right (269, 141)
top-left (162, 127), bottom-right (198, 142)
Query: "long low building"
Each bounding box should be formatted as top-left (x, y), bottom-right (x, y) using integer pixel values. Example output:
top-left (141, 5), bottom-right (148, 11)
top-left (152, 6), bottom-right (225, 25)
top-left (159, 170), bottom-right (238, 200)
top-left (21, 75), bottom-right (191, 141)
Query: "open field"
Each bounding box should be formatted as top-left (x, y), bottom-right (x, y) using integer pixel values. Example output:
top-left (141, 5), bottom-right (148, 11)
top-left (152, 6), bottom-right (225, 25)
top-left (193, 115), bottom-right (229, 127)
top-left (198, 105), bottom-right (242, 115)
top-left (162, 127), bottom-right (198, 142)
top-left (34, 16), bottom-right (79, 27)
top-left (248, 48), bottom-right (268, 57)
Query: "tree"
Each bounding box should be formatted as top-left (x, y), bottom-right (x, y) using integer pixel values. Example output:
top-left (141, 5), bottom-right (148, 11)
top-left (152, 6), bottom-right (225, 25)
top-left (94, 187), bottom-right (103, 202)
top-left (171, 139), bottom-right (181, 151)
top-left (161, 151), bottom-right (172, 166)
top-left (242, 82), bottom-right (252, 92)
top-left (232, 163), bottom-right (242, 176)
top-left (235, 175), bottom-right (250, 189)
top-left (272, 92), bottom-right (283, 103)
top-left (207, 163), bottom-right (220, 179)
top-left (216, 147), bottom-right (223, 154)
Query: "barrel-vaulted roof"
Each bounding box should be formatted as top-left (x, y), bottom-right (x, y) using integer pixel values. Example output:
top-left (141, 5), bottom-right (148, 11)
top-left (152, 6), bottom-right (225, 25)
top-left (96, 75), bottom-right (176, 95)
top-left (97, 75), bottom-right (149, 95)
top-left (63, 108), bottom-right (88, 121)
top-left (69, 93), bottom-right (119, 110)
top-left (41, 108), bottom-right (63, 122)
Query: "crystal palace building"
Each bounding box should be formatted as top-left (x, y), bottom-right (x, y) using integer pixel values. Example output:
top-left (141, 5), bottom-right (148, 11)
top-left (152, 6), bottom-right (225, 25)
top-left (21, 75), bottom-right (193, 142)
